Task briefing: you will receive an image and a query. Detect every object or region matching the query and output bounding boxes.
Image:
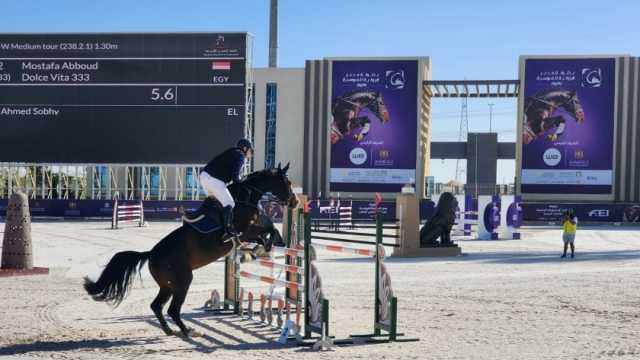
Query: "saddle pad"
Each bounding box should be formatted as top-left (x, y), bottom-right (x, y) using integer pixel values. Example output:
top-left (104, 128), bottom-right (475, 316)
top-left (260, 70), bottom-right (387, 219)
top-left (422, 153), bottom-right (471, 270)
top-left (185, 215), bottom-right (223, 234)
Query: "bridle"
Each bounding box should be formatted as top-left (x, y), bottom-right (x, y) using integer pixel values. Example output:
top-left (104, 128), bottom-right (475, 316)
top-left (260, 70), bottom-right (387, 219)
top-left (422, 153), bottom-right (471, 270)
top-left (237, 174), bottom-right (293, 207)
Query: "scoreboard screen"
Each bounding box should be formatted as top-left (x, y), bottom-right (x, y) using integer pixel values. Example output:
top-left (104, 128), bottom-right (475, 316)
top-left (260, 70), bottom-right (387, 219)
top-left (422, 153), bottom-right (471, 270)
top-left (0, 33), bottom-right (248, 163)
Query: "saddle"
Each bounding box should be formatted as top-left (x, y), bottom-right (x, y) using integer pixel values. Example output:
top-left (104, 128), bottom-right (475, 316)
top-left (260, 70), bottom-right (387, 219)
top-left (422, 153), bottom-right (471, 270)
top-left (183, 197), bottom-right (224, 234)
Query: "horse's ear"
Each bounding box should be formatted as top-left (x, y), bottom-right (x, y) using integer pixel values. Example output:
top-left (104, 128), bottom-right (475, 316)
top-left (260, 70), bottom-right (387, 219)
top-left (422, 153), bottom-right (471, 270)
top-left (277, 162), bottom-right (281, 170)
top-left (283, 162), bottom-right (290, 173)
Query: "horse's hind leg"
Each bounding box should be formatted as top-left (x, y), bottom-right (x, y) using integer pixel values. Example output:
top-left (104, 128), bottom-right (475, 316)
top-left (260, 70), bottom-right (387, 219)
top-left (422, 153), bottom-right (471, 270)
top-left (151, 287), bottom-right (174, 335)
top-left (167, 272), bottom-right (195, 337)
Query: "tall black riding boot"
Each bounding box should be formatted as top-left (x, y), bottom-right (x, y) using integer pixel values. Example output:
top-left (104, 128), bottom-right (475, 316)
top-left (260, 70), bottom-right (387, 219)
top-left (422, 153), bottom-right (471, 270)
top-left (222, 205), bottom-right (238, 239)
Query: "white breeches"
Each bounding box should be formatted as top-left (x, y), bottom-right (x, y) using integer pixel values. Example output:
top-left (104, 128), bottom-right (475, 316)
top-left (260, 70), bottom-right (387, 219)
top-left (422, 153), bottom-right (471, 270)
top-left (199, 172), bottom-right (235, 208)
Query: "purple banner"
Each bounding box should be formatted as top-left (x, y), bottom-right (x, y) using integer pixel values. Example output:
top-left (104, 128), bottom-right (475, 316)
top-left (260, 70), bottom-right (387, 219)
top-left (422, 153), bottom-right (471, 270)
top-left (521, 58), bottom-right (616, 194)
top-left (329, 60), bottom-right (418, 193)
top-left (308, 199), bottom-right (397, 221)
top-left (5, 198), bottom-right (640, 224)
top-left (0, 199), bottom-right (201, 219)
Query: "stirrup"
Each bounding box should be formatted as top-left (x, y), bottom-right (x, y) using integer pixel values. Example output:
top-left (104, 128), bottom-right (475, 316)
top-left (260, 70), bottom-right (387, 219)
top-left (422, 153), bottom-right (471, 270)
top-left (222, 229), bottom-right (240, 243)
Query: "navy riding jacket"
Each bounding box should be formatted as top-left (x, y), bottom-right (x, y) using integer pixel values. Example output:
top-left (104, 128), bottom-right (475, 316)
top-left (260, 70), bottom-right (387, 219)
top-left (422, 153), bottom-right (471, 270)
top-left (202, 147), bottom-right (245, 184)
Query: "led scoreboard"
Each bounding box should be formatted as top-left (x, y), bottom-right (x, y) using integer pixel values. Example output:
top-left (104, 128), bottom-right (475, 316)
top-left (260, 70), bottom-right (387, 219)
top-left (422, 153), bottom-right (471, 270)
top-left (0, 33), bottom-right (249, 163)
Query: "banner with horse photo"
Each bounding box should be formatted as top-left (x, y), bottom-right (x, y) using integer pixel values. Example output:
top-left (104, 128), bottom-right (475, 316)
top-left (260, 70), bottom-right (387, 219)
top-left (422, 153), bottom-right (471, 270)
top-left (329, 59), bottom-right (418, 193)
top-left (520, 57), bottom-right (616, 194)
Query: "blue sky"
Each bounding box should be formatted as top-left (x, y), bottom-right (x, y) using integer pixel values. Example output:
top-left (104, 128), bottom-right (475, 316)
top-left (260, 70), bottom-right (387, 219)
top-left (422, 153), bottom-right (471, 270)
top-left (2, 0), bottom-right (638, 183)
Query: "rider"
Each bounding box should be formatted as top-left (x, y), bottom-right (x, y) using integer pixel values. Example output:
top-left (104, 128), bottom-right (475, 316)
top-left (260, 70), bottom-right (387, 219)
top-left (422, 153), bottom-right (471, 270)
top-left (200, 138), bottom-right (253, 238)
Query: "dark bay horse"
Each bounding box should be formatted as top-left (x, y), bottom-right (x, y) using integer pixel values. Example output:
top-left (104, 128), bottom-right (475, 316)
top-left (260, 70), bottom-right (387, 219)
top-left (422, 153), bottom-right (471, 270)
top-left (523, 88), bottom-right (584, 144)
top-left (84, 164), bottom-right (298, 337)
top-left (330, 90), bottom-right (390, 144)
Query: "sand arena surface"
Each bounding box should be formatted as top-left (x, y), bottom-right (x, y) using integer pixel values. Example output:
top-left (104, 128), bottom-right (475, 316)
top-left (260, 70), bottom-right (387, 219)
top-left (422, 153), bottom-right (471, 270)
top-left (1, 220), bottom-right (640, 359)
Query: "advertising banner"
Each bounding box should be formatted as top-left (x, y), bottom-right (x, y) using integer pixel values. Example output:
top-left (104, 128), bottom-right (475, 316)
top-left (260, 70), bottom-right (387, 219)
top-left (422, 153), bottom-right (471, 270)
top-left (307, 199), bottom-right (397, 222)
top-left (329, 60), bottom-right (418, 193)
top-left (521, 58), bottom-right (616, 194)
top-left (0, 199), bottom-right (201, 219)
top-left (4, 198), bottom-right (639, 224)
top-left (521, 203), bottom-right (640, 223)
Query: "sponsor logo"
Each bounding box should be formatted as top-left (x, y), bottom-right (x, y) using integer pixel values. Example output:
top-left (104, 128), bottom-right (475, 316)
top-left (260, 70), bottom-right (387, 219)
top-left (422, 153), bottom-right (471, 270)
top-left (379, 149), bottom-right (390, 159)
top-left (215, 35), bottom-right (225, 49)
top-left (203, 34), bottom-right (240, 57)
top-left (574, 149), bottom-right (584, 159)
top-left (385, 70), bottom-right (405, 89)
top-left (543, 148), bottom-right (562, 166)
top-left (582, 68), bottom-right (602, 88)
top-left (349, 147), bottom-right (367, 165)
top-left (588, 209), bottom-right (609, 218)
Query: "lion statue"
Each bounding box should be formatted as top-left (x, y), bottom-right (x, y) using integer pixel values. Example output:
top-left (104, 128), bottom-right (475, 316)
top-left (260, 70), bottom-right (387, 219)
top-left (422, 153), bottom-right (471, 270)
top-left (420, 192), bottom-right (458, 247)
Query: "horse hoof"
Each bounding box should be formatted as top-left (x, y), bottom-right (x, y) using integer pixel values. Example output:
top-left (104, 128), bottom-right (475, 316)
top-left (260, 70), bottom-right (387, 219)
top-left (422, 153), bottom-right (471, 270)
top-left (163, 328), bottom-right (175, 336)
top-left (240, 253), bottom-right (253, 263)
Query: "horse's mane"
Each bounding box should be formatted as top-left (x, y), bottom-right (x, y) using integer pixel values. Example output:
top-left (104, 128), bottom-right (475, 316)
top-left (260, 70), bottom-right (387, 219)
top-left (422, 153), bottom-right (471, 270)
top-left (226, 169), bottom-right (280, 201)
top-left (243, 168), bottom-right (278, 183)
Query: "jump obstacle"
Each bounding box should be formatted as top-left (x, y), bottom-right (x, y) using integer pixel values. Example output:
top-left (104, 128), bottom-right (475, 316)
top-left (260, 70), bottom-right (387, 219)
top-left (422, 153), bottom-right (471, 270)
top-left (111, 199), bottom-right (145, 229)
top-left (204, 206), bottom-right (307, 337)
top-left (206, 205), bottom-right (417, 348)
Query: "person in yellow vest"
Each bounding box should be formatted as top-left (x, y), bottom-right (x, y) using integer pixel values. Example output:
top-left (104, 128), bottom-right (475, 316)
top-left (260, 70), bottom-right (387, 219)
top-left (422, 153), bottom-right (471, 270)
top-left (561, 210), bottom-right (577, 258)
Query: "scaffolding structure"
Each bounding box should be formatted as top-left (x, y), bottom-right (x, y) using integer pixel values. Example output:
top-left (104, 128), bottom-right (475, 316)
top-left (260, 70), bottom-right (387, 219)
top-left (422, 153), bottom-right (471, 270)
top-left (0, 164), bottom-right (208, 201)
top-left (455, 98), bottom-right (469, 183)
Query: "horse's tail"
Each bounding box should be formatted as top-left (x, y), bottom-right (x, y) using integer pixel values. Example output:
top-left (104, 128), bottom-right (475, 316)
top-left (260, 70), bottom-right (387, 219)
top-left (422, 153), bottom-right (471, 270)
top-left (83, 250), bottom-right (151, 307)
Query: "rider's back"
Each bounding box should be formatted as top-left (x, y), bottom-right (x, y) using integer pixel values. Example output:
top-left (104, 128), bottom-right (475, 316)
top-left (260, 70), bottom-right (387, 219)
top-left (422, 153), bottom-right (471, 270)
top-left (201, 148), bottom-right (244, 183)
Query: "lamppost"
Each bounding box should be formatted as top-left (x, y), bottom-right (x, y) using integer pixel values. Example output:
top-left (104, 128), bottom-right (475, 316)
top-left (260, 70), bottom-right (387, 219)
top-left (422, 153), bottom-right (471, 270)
top-left (488, 103), bottom-right (494, 133)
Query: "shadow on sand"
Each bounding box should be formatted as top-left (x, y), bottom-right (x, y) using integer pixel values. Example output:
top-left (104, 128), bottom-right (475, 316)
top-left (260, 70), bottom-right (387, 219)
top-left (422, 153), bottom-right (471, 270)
top-left (0, 337), bottom-right (163, 356)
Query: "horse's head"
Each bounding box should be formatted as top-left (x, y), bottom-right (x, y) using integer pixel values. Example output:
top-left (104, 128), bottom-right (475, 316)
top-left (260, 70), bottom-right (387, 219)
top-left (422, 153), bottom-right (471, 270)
top-left (563, 90), bottom-right (584, 123)
top-left (245, 163), bottom-right (298, 209)
top-left (272, 162), bottom-right (299, 208)
top-left (367, 92), bottom-right (390, 123)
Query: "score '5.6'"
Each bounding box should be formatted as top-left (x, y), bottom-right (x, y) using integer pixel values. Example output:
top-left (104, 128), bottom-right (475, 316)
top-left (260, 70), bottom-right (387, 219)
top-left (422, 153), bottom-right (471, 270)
top-left (150, 87), bottom-right (176, 103)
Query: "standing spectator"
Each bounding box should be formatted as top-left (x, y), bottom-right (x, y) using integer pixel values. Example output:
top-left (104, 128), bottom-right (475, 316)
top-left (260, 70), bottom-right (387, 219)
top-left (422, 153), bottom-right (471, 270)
top-left (561, 210), bottom-right (578, 258)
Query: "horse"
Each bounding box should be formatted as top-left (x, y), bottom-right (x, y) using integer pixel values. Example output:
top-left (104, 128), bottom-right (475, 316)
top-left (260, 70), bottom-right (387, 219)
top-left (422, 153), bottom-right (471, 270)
top-left (84, 163), bottom-right (298, 337)
top-left (330, 90), bottom-right (390, 144)
top-left (523, 88), bottom-right (584, 144)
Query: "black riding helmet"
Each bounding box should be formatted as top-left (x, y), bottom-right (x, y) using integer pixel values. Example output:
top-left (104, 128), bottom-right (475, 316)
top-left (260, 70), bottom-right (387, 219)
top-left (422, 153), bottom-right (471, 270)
top-left (237, 138), bottom-right (253, 152)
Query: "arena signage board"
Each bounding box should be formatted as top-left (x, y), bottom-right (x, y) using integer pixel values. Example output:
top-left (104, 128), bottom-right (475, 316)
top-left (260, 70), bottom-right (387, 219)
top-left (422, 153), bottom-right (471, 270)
top-left (0, 33), bottom-right (248, 163)
top-left (307, 199), bottom-right (397, 221)
top-left (521, 202), bottom-right (640, 223)
top-left (520, 57), bottom-right (616, 194)
top-left (329, 59), bottom-right (418, 193)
